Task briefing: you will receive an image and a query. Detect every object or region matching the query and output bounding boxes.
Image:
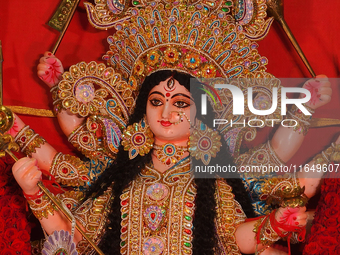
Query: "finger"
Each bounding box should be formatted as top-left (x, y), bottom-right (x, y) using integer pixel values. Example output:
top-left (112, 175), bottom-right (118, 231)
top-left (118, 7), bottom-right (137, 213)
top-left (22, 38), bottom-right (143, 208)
top-left (44, 51), bottom-right (54, 58)
top-left (315, 74), bottom-right (329, 82)
top-left (23, 166), bottom-right (42, 181)
top-left (319, 94), bottom-right (331, 103)
top-left (16, 158), bottom-right (37, 177)
top-left (318, 86), bottom-right (332, 96)
top-left (12, 157), bottom-right (32, 174)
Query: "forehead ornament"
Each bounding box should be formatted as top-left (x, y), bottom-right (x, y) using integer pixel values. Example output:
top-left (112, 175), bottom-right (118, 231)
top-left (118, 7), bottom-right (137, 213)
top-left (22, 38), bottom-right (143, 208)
top-left (165, 77), bottom-right (175, 91)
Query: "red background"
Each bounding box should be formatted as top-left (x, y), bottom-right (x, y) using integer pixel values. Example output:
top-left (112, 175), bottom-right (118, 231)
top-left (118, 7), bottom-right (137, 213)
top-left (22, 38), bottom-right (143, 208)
top-left (1, 0), bottom-right (340, 165)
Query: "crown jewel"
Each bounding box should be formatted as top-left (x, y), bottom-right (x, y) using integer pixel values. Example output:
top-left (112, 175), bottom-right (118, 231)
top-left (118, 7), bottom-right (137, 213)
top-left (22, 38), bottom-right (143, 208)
top-left (101, 1), bottom-right (273, 88)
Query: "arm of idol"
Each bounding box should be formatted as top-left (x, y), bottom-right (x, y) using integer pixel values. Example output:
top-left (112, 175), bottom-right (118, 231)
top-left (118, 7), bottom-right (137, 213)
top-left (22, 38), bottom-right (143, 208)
top-left (271, 75), bottom-right (332, 163)
top-left (37, 51), bottom-right (85, 137)
top-left (12, 157), bottom-right (84, 243)
top-left (299, 134), bottom-right (340, 198)
top-left (9, 114), bottom-right (58, 170)
top-left (235, 206), bottom-right (307, 254)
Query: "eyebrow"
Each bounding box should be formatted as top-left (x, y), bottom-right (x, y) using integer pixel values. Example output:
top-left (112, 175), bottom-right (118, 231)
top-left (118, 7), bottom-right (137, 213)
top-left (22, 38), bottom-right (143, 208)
top-left (149, 91), bottom-right (165, 97)
top-left (171, 93), bottom-right (193, 100)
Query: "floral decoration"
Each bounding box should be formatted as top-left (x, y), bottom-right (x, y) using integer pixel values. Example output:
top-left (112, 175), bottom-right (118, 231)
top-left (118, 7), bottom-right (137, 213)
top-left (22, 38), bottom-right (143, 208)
top-left (0, 155), bottom-right (31, 255)
top-left (303, 170), bottom-right (340, 255)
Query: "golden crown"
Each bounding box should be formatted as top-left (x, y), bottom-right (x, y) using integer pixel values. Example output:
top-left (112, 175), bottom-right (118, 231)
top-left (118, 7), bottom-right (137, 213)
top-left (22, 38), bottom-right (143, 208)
top-left (99, 0), bottom-right (273, 89)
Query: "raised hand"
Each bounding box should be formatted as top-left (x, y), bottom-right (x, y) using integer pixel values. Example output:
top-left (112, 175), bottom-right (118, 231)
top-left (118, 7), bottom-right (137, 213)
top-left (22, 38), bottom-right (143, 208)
top-left (275, 206), bottom-right (308, 229)
top-left (12, 157), bottom-right (41, 195)
top-left (37, 51), bottom-right (64, 88)
top-left (302, 74), bottom-right (332, 110)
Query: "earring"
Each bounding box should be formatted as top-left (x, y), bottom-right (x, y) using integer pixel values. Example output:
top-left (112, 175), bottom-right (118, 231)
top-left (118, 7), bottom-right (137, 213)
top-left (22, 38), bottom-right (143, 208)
top-left (189, 119), bottom-right (222, 165)
top-left (121, 116), bottom-right (154, 159)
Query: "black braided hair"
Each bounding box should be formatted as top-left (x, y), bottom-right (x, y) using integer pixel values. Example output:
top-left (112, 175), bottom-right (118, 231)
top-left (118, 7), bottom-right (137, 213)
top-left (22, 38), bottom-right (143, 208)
top-left (85, 70), bottom-right (255, 254)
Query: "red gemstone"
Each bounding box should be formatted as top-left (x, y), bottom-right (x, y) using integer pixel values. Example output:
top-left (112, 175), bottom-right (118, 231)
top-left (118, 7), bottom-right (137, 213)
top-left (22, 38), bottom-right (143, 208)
top-left (206, 68), bottom-right (211, 74)
top-left (62, 167), bottom-right (68, 174)
top-left (201, 139), bottom-right (209, 148)
top-left (168, 52), bottom-right (175, 58)
top-left (21, 137), bottom-right (26, 142)
top-left (35, 199), bottom-right (41, 204)
top-left (185, 202), bottom-right (193, 208)
top-left (266, 229), bottom-right (271, 234)
top-left (236, 208), bottom-right (242, 213)
top-left (121, 200), bottom-right (128, 206)
top-left (166, 147), bottom-right (173, 153)
top-left (91, 123), bottom-right (97, 130)
top-left (260, 195), bottom-right (268, 200)
top-left (166, 158), bottom-right (171, 165)
top-left (66, 204), bottom-right (71, 209)
top-left (135, 135), bottom-right (143, 143)
top-left (166, 93), bottom-right (170, 97)
top-left (82, 136), bottom-right (89, 143)
top-left (150, 213), bottom-right (156, 220)
top-left (257, 154), bottom-right (264, 160)
top-left (297, 109), bottom-right (302, 113)
top-left (184, 229), bottom-right (192, 235)
top-left (122, 227), bottom-right (127, 233)
top-left (79, 206), bottom-right (85, 211)
top-left (173, 177), bottom-right (179, 181)
top-left (81, 176), bottom-right (89, 181)
top-left (136, 66), bottom-right (141, 71)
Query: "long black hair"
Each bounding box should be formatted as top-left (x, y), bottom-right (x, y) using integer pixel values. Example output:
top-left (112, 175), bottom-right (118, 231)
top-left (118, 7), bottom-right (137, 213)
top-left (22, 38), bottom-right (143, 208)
top-left (86, 70), bottom-right (255, 254)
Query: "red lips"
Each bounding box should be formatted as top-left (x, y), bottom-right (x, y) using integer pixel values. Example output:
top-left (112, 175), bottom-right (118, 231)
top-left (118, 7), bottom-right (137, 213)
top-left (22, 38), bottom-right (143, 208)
top-left (160, 120), bottom-right (172, 127)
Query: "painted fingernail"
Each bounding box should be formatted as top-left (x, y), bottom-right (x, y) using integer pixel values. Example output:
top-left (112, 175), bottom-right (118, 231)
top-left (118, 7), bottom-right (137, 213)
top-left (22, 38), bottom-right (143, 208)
top-left (295, 222), bottom-right (299, 225)
top-left (293, 217), bottom-right (297, 220)
top-left (45, 71), bottom-right (49, 75)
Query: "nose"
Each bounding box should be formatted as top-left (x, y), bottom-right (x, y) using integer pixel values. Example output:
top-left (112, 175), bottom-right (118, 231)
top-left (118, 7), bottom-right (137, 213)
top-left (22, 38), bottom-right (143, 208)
top-left (161, 103), bottom-right (171, 119)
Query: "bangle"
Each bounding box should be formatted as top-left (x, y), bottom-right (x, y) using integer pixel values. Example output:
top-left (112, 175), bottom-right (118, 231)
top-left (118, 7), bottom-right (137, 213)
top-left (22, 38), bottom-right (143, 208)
top-left (286, 104), bottom-right (314, 136)
top-left (25, 189), bottom-right (57, 220)
top-left (50, 85), bottom-right (62, 115)
top-left (313, 142), bottom-right (340, 165)
top-left (23, 189), bottom-right (43, 200)
top-left (50, 152), bottom-right (90, 187)
top-left (14, 125), bottom-right (46, 156)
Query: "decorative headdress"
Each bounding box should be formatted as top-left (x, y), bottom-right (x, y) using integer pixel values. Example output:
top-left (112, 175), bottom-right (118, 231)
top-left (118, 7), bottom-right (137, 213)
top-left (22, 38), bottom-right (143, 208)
top-left (56, 1), bottom-right (284, 159)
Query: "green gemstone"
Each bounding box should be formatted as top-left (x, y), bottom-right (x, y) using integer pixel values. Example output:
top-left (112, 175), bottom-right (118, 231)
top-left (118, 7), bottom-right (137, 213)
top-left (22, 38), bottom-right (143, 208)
top-left (187, 191), bottom-right (194, 195)
top-left (221, 7), bottom-right (229, 12)
top-left (225, 1), bottom-right (232, 6)
top-left (121, 241), bottom-right (126, 247)
top-left (185, 216), bottom-right (192, 221)
top-left (133, 1), bottom-right (140, 5)
top-left (184, 242), bottom-right (191, 247)
top-left (122, 213), bottom-right (128, 219)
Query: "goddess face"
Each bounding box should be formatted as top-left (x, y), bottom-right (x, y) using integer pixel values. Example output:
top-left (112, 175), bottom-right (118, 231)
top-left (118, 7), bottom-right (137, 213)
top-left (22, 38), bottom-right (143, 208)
top-left (146, 77), bottom-right (196, 144)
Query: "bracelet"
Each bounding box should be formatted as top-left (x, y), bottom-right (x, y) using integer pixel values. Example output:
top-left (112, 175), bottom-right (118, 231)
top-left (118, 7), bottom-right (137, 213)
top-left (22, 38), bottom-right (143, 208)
top-left (313, 142), bottom-right (340, 165)
top-left (23, 189), bottom-right (43, 200)
top-left (14, 125), bottom-right (46, 156)
top-left (286, 104), bottom-right (314, 136)
top-left (50, 152), bottom-right (90, 187)
top-left (50, 85), bottom-right (63, 115)
top-left (253, 211), bottom-right (282, 247)
top-left (26, 189), bottom-right (57, 220)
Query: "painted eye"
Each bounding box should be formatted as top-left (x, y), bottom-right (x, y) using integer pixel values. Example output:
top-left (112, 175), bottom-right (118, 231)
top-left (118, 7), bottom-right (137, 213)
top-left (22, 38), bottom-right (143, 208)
top-left (174, 101), bottom-right (189, 108)
top-left (150, 99), bottom-right (163, 106)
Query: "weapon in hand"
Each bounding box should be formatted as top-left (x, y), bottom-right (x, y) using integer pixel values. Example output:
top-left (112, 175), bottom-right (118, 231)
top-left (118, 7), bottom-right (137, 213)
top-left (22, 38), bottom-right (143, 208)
top-left (0, 106), bottom-right (105, 255)
top-left (266, 0), bottom-right (316, 77)
top-left (48, 0), bottom-right (81, 55)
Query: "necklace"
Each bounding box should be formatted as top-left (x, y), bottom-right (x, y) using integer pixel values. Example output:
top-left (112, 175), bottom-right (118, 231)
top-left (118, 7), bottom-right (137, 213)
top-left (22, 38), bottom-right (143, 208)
top-left (153, 143), bottom-right (188, 166)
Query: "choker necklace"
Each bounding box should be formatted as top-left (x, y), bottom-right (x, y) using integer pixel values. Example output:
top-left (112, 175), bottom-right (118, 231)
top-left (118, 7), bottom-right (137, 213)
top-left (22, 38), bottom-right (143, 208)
top-left (153, 143), bottom-right (188, 166)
